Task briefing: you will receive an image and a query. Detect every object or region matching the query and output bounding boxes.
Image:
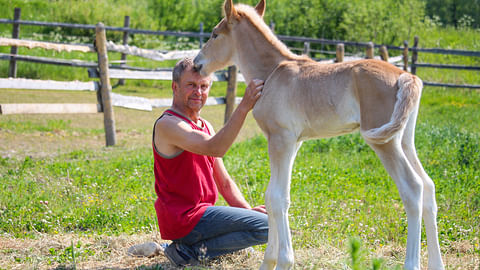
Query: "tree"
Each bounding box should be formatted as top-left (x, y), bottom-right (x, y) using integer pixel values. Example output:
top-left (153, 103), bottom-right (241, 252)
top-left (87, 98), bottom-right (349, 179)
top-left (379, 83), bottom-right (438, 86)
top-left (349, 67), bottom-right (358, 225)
top-left (425, 0), bottom-right (480, 28)
top-left (340, 0), bottom-right (425, 45)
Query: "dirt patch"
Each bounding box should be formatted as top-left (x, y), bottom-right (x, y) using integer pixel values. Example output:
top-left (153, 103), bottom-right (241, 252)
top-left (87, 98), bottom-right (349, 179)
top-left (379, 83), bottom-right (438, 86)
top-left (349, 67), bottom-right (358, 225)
top-left (1, 233), bottom-right (478, 269)
top-left (0, 232), bottom-right (263, 270)
top-left (0, 105), bottom-right (262, 160)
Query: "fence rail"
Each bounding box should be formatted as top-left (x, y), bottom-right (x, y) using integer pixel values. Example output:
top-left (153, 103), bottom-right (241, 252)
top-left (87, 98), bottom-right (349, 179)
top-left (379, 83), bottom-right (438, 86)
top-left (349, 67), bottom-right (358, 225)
top-left (0, 78), bottom-right (98, 91)
top-left (412, 63), bottom-right (480, 71)
top-left (423, 82), bottom-right (480, 89)
top-left (1, 8), bottom-right (479, 148)
top-left (0, 18), bottom-right (210, 39)
top-left (1, 9), bottom-right (479, 127)
top-left (1, 9), bottom-right (479, 89)
top-left (0, 52), bottom-right (98, 68)
top-left (0, 30), bottom-right (240, 147)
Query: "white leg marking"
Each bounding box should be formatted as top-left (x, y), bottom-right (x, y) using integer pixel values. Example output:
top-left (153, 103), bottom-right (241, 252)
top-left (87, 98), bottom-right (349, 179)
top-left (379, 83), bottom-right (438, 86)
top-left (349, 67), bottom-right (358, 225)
top-left (262, 131), bottom-right (301, 270)
top-left (402, 111), bottom-right (444, 270)
top-left (260, 197), bottom-right (278, 270)
top-left (369, 139), bottom-right (423, 270)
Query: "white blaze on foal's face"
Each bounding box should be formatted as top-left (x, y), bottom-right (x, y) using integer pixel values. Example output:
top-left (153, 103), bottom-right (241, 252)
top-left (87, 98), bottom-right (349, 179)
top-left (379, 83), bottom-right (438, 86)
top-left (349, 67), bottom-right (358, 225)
top-left (194, 0), bottom-right (267, 77)
top-left (195, 18), bottom-right (235, 77)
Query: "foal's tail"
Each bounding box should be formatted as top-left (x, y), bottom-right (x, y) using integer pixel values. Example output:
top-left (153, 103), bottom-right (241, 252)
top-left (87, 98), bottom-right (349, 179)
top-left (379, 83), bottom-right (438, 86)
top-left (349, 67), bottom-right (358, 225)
top-left (362, 72), bottom-right (423, 144)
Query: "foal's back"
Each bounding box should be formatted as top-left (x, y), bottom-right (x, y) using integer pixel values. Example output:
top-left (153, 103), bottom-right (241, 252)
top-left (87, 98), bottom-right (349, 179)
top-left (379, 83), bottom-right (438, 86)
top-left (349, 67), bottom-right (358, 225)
top-left (252, 58), bottom-right (408, 140)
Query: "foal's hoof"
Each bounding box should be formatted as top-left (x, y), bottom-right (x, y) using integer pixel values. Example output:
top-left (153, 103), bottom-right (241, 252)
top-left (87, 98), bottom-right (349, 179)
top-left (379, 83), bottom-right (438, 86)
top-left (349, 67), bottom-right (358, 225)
top-left (127, 242), bottom-right (164, 257)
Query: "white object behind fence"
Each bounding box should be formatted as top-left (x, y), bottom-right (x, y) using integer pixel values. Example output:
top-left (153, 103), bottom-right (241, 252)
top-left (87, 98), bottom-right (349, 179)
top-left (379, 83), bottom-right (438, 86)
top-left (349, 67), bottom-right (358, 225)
top-left (0, 103), bottom-right (99, 114)
top-left (0, 78), bottom-right (97, 91)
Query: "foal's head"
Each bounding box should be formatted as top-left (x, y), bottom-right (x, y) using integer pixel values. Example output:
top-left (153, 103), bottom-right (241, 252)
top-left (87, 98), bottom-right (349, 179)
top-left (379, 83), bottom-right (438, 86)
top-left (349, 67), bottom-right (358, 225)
top-left (193, 0), bottom-right (266, 76)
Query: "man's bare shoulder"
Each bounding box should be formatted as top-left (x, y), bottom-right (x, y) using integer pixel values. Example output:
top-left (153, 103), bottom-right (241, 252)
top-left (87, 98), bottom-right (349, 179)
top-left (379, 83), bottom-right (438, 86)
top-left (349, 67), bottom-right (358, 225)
top-left (155, 113), bottom-right (190, 134)
top-left (154, 113), bottom-right (216, 156)
top-left (154, 114), bottom-right (191, 156)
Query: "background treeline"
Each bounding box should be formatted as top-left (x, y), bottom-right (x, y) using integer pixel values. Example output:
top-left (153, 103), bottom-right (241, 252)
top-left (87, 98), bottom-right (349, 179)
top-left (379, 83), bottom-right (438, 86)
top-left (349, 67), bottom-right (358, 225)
top-left (1, 0), bottom-right (479, 47)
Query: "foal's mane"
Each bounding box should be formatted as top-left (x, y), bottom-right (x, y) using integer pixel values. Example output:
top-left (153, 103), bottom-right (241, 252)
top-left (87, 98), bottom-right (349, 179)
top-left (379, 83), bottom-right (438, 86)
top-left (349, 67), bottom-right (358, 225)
top-left (234, 4), bottom-right (303, 60)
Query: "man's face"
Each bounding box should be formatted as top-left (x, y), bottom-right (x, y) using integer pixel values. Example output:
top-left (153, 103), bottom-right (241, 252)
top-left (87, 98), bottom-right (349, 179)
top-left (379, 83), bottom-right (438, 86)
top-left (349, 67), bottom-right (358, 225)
top-left (173, 67), bottom-right (212, 111)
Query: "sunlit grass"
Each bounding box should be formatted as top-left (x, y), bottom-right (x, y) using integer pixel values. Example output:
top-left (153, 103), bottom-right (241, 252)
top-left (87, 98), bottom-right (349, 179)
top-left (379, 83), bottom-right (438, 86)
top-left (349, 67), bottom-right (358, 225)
top-left (1, 19), bottom-right (479, 269)
top-left (1, 88), bottom-right (478, 268)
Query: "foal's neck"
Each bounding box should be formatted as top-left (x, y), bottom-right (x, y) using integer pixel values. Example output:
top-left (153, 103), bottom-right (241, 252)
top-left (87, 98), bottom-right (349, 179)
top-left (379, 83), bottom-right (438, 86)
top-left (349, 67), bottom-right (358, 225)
top-left (233, 20), bottom-right (297, 83)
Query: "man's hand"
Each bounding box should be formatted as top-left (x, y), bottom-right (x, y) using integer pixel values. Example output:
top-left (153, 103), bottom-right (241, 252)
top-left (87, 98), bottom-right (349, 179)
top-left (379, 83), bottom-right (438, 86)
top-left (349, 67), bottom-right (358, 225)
top-left (238, 79), bottom-right (264, 112)
top-left (251, 205), bottom-right (267, 215)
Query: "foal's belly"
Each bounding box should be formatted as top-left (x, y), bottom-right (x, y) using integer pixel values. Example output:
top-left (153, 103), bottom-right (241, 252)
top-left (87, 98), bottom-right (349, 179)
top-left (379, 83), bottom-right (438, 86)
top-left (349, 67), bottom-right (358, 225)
top-left (299, 120), bottom-right (360, 141)
top-left (252, 77), bottom-right (361, 141)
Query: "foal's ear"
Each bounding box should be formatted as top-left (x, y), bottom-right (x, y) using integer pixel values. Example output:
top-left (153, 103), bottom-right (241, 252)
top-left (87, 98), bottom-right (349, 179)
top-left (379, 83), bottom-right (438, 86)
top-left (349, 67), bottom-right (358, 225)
top-left (255, 0), bottom-right (266, 18)
top-left (224, 0), bottom-right (238, 22)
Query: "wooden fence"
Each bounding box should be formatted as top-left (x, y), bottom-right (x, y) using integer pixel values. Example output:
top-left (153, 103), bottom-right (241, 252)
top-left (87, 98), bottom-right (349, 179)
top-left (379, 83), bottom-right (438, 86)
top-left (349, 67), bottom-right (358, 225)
top-left (0, 10), bottom-right (243, 146)
top-left (1, 8), bottom-right (479, 146)
top-left (1, 8), bottom-right (479, 88)
top-left (0, 35), bottom-right (243, 146)
top-left (0, 24), bottom-right (120, 146)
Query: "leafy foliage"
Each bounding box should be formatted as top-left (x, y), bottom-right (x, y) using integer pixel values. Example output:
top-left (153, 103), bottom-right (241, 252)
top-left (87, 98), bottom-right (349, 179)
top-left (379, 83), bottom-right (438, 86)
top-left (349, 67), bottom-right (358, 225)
top-left (151, 0), bottom-right (225, 33)
top-left (425, 0), bottom-right (480, 28)
top-left (1, 0), bottom-right (478, 47)
top-left (340, 0), bottom-right (425, 45)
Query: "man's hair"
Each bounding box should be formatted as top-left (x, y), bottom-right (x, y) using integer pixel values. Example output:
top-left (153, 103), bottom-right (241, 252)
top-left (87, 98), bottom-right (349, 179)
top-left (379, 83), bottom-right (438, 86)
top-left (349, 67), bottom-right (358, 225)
top-left (172, 57), bottom-right (195, 83)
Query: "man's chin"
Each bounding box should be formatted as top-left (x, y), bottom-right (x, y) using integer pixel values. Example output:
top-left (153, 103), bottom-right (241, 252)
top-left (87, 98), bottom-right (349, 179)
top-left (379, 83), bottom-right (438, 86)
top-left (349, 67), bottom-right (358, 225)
top-left (188, 102), bottom-right (204, 111)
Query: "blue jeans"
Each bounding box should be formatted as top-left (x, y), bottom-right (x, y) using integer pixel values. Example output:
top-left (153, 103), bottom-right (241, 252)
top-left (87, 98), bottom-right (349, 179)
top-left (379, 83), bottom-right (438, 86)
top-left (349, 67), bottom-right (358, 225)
top-left (172, 206), bottom-right (268, 262)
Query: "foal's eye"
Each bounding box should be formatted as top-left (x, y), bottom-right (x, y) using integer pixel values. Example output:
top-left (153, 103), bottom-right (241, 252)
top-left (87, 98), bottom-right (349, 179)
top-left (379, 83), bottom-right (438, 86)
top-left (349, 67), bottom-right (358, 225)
top-left (211, 32), bottom-right (218, 39)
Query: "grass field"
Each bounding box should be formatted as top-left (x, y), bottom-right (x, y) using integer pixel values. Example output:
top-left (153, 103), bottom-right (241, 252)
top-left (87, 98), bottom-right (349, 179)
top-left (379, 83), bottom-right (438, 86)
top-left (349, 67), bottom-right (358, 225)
top-left (0, 84), bottom-right (479, 269)
top-left (1, 2), bottom-right (479, 268)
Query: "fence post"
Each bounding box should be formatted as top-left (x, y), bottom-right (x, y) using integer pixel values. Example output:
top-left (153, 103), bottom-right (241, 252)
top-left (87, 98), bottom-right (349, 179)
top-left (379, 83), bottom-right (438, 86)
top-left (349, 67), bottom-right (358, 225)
top-left (366, 42), bottom-right (374, 59)
top-left (379, 45), bottom-right (389, 62)
top-left (199, 22), bottom-right (204, 48)
top-left (118, 15), bottom-right (130, 86)
top-left (8, 7), bottom-right (21, 78)
top-left (303, 42), bottom-right (310, 56)
top-left (402, 40), bottom-right (409, 71)
top-left (269, 21), bottom-right (275, 33)
top-left (411, 36), bottom-right (419, 75)
top-left (96, 23), bottom-right (116, 147)
top-left (336, 43), bottom-right (344, 63)
top-left (224, 65), bottom-right (237, 124)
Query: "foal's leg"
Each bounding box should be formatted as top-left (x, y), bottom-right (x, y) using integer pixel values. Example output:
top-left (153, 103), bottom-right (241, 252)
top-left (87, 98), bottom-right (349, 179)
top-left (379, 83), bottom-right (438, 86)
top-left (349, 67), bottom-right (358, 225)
top-left (260, 209), bottom-right (278, 270)
top-left (260, 131), bottom-right (301, 270)
top-left (368, 139), bottom-right (423, 270)
top-left (401, 111), bottom-right (445, 269)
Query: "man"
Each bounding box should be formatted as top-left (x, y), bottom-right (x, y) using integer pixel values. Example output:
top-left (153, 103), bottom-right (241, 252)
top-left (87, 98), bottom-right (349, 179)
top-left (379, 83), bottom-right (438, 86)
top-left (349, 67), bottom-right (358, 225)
top-left (153, 57), bottom-right (267, 266)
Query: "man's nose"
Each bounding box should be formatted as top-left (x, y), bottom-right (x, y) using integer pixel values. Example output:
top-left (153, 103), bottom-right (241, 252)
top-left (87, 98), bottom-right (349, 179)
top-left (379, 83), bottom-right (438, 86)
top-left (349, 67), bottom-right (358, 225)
top-left (193, 86), bottom-right (202, 94)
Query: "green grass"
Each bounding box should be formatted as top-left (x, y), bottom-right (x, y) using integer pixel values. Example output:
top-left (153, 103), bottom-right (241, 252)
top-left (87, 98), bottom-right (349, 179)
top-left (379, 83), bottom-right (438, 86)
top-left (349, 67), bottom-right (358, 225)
top-left (224, 115), bottom-right (479, 253)
top-left (0, 87), bottom-right (479, 269)
top-left (0, 147), bottom-right (156, 236)
top-left (413, 26), bottom-right (480, 88)
top-left (1, 14), bottom-right (479, 269)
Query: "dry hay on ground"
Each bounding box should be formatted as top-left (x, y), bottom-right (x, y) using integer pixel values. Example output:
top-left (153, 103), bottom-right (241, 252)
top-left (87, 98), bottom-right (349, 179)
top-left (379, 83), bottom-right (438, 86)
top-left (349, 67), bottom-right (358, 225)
top-left (0, 232), bottom-right (264, 270)
top-left (1, 232), bottom-right (478, 269)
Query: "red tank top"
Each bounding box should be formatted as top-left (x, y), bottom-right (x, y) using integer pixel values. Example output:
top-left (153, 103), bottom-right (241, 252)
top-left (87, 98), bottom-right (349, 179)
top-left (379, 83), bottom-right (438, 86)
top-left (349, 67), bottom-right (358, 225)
top-left (153, 109), bottom-right (217, 240)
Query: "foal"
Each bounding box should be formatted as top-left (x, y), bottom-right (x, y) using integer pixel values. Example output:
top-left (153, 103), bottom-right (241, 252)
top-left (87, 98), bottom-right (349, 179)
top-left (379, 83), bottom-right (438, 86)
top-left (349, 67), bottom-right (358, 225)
top-left (194, 1), bottom-right (444, 269)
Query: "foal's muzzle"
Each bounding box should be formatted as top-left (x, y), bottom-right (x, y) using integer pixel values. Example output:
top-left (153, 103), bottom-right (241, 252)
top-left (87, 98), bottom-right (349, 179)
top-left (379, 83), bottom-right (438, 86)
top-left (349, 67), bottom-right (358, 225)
top-left (193, 63), bottom-right (203, 73)
top-left (193, 55), bottom-right (203, 72)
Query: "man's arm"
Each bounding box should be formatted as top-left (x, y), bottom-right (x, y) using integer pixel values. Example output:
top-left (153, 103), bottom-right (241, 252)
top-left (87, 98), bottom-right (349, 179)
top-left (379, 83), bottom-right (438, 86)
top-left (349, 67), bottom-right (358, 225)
top-left (213, 157), bottom-right (267, 214)
top-left (155, 79), bottom-right (263, 157)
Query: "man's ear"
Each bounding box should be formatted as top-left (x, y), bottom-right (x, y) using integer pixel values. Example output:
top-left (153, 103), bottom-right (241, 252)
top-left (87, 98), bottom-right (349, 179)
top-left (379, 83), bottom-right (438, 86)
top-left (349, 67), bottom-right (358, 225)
top-left (254, 0), bottom-right (266, 18)
top-left (224, 0), bottom-right (238, 22)
top-left (172, 81), bottom-right (178, 92)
